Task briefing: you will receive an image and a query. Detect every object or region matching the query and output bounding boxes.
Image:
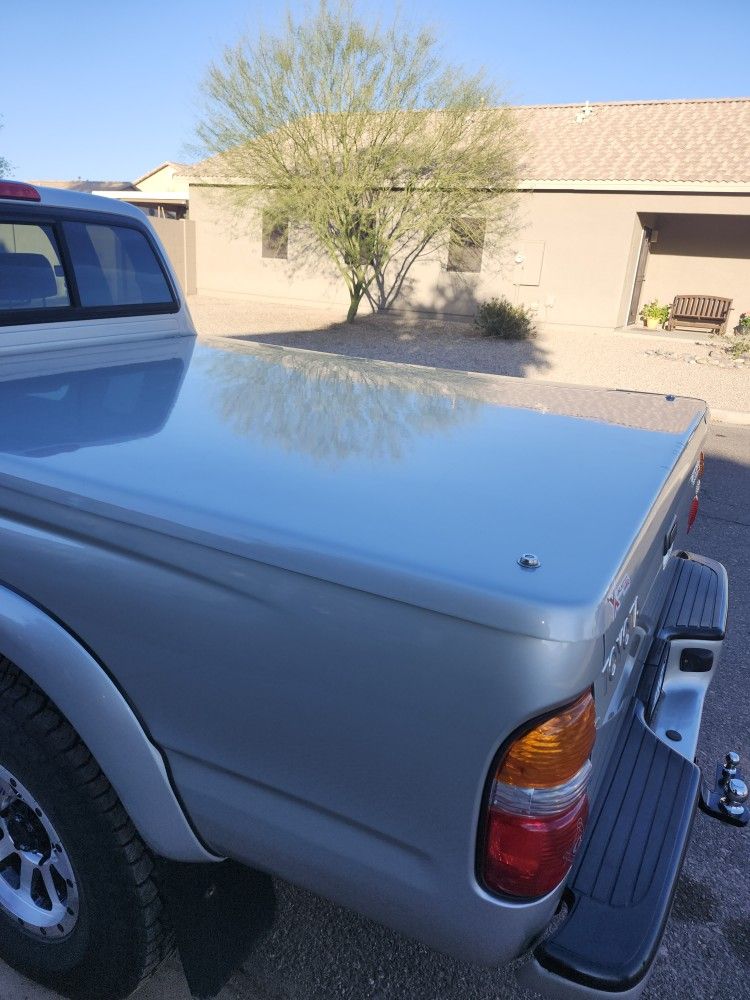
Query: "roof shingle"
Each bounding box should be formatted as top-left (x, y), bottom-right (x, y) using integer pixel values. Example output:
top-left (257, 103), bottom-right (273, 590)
top-left (188, 97), bottom-right (750, 188)
top-left (517, 97), bottom-right (750, 183)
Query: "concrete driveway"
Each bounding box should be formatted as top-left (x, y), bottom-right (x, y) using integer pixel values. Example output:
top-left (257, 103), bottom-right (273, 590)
top-left (1, 428), bottom-right (748, 1000)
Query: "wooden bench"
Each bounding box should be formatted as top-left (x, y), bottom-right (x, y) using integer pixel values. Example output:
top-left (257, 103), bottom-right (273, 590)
top-left (666, 295), bottom-right (732, 335)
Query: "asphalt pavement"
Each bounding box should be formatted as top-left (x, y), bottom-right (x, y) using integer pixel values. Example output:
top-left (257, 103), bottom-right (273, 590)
top-left (2, 424), bottom-right (748, 1000)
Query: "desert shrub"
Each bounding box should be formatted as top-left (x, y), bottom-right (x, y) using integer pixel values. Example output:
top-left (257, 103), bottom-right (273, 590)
top-left (728, 337), bottom-right (750, 358)
top-left (475, 297), bottom-right (535, 340)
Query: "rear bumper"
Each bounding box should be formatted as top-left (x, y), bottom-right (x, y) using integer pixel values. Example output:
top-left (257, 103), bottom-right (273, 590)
top-left (643, 552), bottom-right (728, 762)
top-left (519, 552), bottom-right (727, 999)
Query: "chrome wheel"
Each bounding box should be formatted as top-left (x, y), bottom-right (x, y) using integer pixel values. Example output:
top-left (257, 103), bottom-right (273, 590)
top-left (0, 763), bottom-right (79, 939)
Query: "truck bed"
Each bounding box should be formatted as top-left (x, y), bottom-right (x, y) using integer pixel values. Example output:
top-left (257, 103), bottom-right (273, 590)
top-left (0, 332), bottom-right (716, 972)
top-left (0, 335), bottom-right (706, 641)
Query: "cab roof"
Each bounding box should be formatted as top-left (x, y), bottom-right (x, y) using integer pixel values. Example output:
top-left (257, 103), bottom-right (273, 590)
top-left (0, 182), bottom-right (145, 221)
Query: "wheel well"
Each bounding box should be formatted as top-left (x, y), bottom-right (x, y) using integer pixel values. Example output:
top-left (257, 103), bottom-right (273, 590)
top-left (0, 585), bottom-right (219, 863)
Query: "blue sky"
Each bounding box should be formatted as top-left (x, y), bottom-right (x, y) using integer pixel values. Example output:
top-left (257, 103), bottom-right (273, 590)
top-left (4, 0), bottom-right (749, 180)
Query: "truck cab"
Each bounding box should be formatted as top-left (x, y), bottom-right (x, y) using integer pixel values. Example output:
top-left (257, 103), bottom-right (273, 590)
top-left (0, 179), bottom-right (194, 353)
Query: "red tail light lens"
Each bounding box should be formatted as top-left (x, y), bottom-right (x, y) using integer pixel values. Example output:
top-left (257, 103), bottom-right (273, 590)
top-left (484, 795), bottom-right (589, 897)
top-left (687, 495), bottom-right (699, 532)
top-left (687, 451), bottom-right (704, 533)
top-left (0, 181), bottom-right (41, 202)
top-left (480, 692), bottom-right (595, 898)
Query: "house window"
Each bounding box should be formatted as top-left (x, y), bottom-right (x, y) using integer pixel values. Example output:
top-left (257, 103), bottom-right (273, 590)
top-left (262, 213), bottom-right (289, 259)
top-left (447, 218), bottom-right (485, 273)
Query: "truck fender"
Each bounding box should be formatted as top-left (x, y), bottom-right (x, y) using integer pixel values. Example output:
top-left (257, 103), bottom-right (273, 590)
top-left (0, 582), bottom-right (219, 863)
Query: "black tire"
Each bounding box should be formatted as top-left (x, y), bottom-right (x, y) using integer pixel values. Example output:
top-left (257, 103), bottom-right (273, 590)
top-left (0, 656), bottom-right (172, 999)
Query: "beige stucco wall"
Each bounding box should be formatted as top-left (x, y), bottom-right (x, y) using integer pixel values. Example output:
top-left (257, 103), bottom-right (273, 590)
top-left (151, 217), bottom-right (197, 295)
top-left (190, 187), bottom-right (348, 308)
top-left (189, 183), bottom-right (750, 328)
top-left (137, 164), bottom-right (188, 193)
top-left (394, 190), bottom-right (643, 326)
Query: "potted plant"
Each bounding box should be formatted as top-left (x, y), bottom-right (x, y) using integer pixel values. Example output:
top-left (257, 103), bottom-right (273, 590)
top-left (640, 300), bottom-right (670, 330)
top-left (735, 312), bottom-right (750, 335)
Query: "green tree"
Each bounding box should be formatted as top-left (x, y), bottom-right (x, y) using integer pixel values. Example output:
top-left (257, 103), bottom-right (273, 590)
top-left (196, 0), bottom-right (523, 322)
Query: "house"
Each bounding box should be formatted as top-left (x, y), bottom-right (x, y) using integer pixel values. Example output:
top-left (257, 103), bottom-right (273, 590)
top-left (91, 162), bottom-right (190, 220)
top-left (31, 164), bottom-right (190, 221)
top-left (185, 97), bottom-right (750, 330)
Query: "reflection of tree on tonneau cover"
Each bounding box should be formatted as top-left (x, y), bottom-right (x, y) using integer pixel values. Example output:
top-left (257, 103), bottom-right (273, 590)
top-left (204, 340), bottom-right (702, 466)
top-left (205, 346), bottom-right (481, 464)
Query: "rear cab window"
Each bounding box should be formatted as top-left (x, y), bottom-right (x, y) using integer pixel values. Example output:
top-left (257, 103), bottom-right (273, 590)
top-left (0, 223), bottom-right (70, 312)
top-left (63, 222), bottom-right (174, 308)
top-left (0, 207), bottom-right (177, 327)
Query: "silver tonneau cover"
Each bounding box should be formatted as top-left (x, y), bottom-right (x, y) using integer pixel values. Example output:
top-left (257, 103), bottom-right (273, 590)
top-left (0, 336), bottom-right (706, 641)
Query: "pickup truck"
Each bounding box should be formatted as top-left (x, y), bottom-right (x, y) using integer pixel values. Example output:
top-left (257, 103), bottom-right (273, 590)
top-left (0, 181), bottom-right (744, 1000)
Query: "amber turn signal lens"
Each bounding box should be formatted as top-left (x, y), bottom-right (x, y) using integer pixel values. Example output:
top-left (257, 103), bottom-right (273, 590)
top-left (495, 692), bottom-right (595, 788)
top-left (698, 451), bottom-right (705, 478)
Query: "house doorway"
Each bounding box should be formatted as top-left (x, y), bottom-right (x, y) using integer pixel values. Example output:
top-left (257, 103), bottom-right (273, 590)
top-left (627, 225), bottom-right (651, 325)
top-left (627, 212), bottom-right (750, 332)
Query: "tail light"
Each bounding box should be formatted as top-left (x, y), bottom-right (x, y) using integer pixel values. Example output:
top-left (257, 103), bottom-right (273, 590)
top-left (687, 450), bottom-right (704, 533)
top-left (480, 691), bottom-right (595, 898)
top-left (687, 496), bottom-right (699, 532)
top-left (0, 181), bottom-right (41, 202)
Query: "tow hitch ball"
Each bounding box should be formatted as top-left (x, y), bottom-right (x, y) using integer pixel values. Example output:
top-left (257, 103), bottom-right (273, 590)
top-left (699, 752), bottom-right (749, 827)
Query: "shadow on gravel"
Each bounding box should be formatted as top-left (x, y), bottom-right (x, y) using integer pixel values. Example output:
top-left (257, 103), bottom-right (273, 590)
top-left (724, 915), bottom-right (750, 969)
top-left (224, 311), bottom-right (551, 380)
top-left (671, 873), bottom-right (721, 923)
top-left (237, 880), bottom-right (532, 1000)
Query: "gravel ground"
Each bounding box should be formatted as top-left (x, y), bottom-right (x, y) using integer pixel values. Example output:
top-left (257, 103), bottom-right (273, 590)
top-left (188, 295), bottom-right (750, 414)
